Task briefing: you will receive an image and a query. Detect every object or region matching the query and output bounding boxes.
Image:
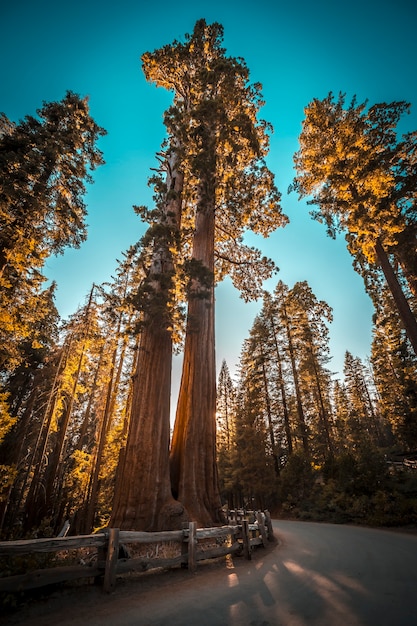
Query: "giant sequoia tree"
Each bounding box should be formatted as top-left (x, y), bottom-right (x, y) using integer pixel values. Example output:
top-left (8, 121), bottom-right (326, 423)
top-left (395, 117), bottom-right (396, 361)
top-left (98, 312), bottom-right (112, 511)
top-left (110, 140), bottom-right (187, 531)
top-left (110, 19), bottom-right (286, 530)
top-left (291, 93), bottom-right (417, 353)
top-left (156, 20), bottom-right (285, 526)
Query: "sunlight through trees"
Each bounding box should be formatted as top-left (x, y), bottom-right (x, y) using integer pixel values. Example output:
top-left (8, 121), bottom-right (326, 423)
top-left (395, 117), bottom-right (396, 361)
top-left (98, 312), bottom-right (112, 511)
top-left (1, 23), bottom-right (417, 539)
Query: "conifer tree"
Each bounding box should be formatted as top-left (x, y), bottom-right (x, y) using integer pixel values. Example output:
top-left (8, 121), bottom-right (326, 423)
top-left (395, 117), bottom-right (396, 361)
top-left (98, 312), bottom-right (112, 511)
top-left (234, 338), bottom-right (278, 510)
top-left (110, 137), bottom-right (186, 531)
top-left (0, 92), bottom-right (105, 373)
top-left (261, 292), bottom-right (293, 455)
top-left (119, 19), bottom-right (288, 527)
top-left (274, 282), bottom-right (310, 456)
top-left (291, 93), bottom-right (417, 353)
top-left (142, 19), bottom-right (286, 526)
top-left (343, 351), bottom-right (382, 445)
top-left (332, 379), bottom-right (352, 449)
top-left (371, 287), bottom-right (417, 448)
top-left (287, 281), bottom-right (335, 461)
top-left (216, 360), bottom-right (236, 453)
top-left (216, 360), bottom-right (237, 509)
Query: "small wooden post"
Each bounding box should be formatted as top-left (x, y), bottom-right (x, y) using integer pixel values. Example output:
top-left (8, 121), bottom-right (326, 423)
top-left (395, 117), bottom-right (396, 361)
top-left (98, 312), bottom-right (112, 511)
top-left (95, 531), bottom-right (107, 586)
top-left (181, 522), bottom-right (189, 568)
top-left (256, 512), bottom-right (268, 548)
top-left (241, 520), bottom-right (251, 560)
top-left (188, 521), bottom-right (197, 573)
top-left (103, 528), bottom-right (119, 593)
top-left (264, 510), bottom-right (274, 540)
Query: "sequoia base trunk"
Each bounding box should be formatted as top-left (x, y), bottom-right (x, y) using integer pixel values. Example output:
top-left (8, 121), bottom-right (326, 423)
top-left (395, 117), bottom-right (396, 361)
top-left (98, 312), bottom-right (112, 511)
top-left (170, 207), bottom-right (225, 527)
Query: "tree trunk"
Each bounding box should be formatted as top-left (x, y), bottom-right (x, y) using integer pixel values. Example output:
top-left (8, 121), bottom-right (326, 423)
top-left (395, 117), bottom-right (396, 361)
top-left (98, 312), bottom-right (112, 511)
top-left (259, 350), bottom-right (280, 477)
top-left (282, 303), bottom-right (310, 457)
top-left (308, 339), bottom-right (334, 459)
top-left (83, 344), bottom-right (116, 533)
top-left (75, 343), bottom-right (105, 452)
top-left (110, 156), bottom-right (186, 531)
top-left (392, 226), bottom-right (417, 299)
top-left (22, 344), bottom-right (71, 531)
top-left (375, 237), bottom-right (417, 355)
top-left (40, 290), bottom-right (95, 528)
top-left (170, 202), bottom-right (225, 527)
top-left (110, 322), bottom-right (186, 530)
top-left (268, 314), bottom-right (293, 455)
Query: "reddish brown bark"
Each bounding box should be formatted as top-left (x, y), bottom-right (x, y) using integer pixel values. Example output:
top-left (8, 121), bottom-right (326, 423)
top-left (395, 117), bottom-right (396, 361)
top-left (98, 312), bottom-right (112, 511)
top-left (110, 322), bottom-right (186, 530)
top-left (170, 202), bottom-right (225, 527)
top-left (281, 301), bottom-right (310, 457)
top-left (110, 160), bottom-right (186, 531)
top-left (375, 237), bottom-right (417, 355)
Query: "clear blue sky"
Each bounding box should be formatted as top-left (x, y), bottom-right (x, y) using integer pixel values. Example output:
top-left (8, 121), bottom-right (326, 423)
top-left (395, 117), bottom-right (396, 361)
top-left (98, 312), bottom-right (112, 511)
top-left (2, 0), bottom-right (417, 386)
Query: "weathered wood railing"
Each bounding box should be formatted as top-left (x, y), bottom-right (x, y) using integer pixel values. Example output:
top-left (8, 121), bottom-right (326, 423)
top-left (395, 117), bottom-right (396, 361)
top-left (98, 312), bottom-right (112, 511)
top-left (386, 456), bottom-right (417, 471)
top-left (0, 511), bottom-right (273, 594)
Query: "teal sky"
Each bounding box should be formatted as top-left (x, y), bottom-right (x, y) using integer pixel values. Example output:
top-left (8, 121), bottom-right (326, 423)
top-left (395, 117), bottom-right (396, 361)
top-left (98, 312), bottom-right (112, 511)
top-left (2, 0), bottom-right (417, 385)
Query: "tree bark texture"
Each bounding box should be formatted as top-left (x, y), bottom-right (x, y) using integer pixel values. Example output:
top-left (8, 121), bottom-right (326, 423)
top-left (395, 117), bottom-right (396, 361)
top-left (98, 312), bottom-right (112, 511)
top-left (110, 323), bottom-right (186, 531)
top-left (282, 303), bottom-right (310, 457)
top-left (110, 161), bottom-right (186, 531)
top-left (375, 237), bottom-right (417, 356)
top-left (170, 204), bottom-right (225, 527)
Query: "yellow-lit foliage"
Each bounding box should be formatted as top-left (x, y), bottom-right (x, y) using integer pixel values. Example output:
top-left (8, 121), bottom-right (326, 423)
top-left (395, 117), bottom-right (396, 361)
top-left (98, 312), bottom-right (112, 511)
top-left (65, 449), bottom-right (92, 506)
top-left (292, 93), bottom-right (414, 265)
top-left (0, 93), bottom-right (105, 373)
top-left (0, 391), bottom-right (16, 445)
top-left (142, 19), bottom-right (287, 302)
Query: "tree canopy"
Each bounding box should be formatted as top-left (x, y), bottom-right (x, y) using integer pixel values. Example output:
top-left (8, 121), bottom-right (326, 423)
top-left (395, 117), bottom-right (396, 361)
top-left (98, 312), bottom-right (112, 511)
top-left (0, 91), bottom-right (106, 372)
top-left (3, 24), bottom-right (417, 540)
top-left (291, 92), bottom-right (417, 353)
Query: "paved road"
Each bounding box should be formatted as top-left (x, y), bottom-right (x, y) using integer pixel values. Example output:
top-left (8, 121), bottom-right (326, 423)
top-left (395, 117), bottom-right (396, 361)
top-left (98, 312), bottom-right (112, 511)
top-left (6, 520), bottom-right (417, 626)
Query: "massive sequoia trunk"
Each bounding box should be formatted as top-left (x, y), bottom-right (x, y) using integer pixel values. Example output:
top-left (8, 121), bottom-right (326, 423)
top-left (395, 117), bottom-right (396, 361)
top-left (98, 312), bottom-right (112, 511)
top-left (110, 319), bottom-right (185, 530)
top-left (170, 195), bottom-right (225, 527)
top-left (110, 157), bottom-right (186, 531)
top-left (110, 20), bottom-right (284, 531)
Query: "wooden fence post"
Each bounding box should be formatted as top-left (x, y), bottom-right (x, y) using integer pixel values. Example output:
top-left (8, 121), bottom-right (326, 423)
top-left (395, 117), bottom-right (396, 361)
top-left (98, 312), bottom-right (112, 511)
top-left (103, 528), bottom-right (119, 593)
top-left (264, 510), bottom-right (274, 540)
top-left (256, 512), bottom-right (268, 548)
top-left (241, 520), bottom-right (251, 560)
top-left (188, 521), bottom-right (197, 573)
top-left (95, 532), bottom-right (107, 586)
top-left (181, 522), bottom-right (189, 568)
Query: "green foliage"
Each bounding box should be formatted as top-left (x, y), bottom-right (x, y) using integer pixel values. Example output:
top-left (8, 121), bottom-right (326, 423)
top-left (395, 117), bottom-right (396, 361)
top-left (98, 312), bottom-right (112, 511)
top-left (278, 452), bottom-right (314, 508)
top-left (370, 292), bottom-right (417, 449)
top-left (0, 92), bottom-right (105, 374)
top-left (142, 18), bottom-right (287, 302)
top-left (323, 445), bottom-right (389, 495)
top-left (230, 274), bottom-right (417, 529)
top-left (291, 93), bottom-right (415, 257)
top-left (276, 447), bottom-right (417, 527)
top-left (184, 258), bottom-right (213, 299)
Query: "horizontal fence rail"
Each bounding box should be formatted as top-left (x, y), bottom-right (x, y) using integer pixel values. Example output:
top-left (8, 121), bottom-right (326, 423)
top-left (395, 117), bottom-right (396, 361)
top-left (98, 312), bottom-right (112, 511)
top-left (385, 455), bottom-right (417, 471)
top-left (0, 511), bottom-right (274, 594)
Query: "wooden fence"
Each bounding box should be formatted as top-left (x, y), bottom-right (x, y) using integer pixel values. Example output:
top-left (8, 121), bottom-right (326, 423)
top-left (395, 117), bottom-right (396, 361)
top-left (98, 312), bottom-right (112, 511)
top-left (386, 456), bottom-right (417, 471)
top-left (0, 510), bottom-right (274, 594)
